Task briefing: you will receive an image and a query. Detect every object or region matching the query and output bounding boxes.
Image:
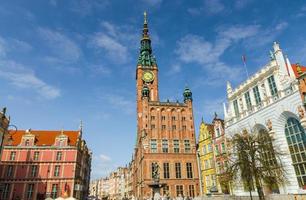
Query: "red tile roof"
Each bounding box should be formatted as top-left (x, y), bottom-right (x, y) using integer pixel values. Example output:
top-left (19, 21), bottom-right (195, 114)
top-left (291, 63), bottom-right (306, 78)
top-left (5, 130), bottom-right (79, 146)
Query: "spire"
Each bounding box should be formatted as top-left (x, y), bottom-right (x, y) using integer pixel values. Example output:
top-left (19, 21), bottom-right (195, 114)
top-left (138, 11), bottom-right (157, 67)
top-left (142, 11), bottom-right (149, 40)
top-left (79, 120), bottom-right (83, 138)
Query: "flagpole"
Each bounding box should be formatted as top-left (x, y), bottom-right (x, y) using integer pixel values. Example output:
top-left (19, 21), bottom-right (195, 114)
top-left (242, 55), bottom-right (249, 78)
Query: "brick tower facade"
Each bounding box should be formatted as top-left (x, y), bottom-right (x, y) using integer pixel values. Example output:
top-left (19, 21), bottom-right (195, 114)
top-left (133, 13), bottom-right (199, 199)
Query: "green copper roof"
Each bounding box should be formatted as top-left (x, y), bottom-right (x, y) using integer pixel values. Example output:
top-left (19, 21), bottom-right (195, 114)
top-left (137, 12), bottom-right (157, 67)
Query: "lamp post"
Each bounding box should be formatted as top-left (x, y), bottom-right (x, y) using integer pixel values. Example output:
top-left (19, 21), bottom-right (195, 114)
top-left (139, 130), bottom-right (147, 200)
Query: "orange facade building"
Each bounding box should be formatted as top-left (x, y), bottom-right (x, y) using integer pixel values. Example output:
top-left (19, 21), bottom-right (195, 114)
top-left (132, 13), bottom-right (199, 199)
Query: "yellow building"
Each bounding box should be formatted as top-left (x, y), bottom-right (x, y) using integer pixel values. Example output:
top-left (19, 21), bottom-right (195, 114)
top-left (197, 119), bottom-right (217, 195)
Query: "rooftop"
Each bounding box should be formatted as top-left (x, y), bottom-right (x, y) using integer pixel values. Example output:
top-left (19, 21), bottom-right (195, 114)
top-left (5, 129), bottom-right (79, 146)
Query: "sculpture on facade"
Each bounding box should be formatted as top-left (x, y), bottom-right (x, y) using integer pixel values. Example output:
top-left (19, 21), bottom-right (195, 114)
top-left (298, 105), bottom-right (305, 119)
top-left (152, 162), bottom-right (160, 182)
top-left (266, 119), bottom-right (273, 131)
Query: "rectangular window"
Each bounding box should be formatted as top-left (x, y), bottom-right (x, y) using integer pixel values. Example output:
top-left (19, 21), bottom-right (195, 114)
top-left (208, 144), bottom-right (212, 152)
top-left (151, 139), bottom-right (157, 153)
top-left (51, 184), bottom-right (58, 198)
top-left (233, 99), bottom-right (240, 117)
top-left (26, 184), bottom-right (34, 199)
top-left (10, 152), bottom-right (16, 161)
top-left (33, 151), bottom-right (39, 161)
top-left (215, 145), bottom-right (219, 155)
top-left (189, 185), bottom-right (195, 198)
top-left (176, 185), bottom-right (183, 197)
top-left (163, 163), bottom-right (170, 179)
top-left (54, 165), bottom-right (60, 177)
top-left (184, 140), bottom-right (191, 153)
top-left (162, 139), bottom-right (168, 153)
top-left (161, 125), bottom-right (166, 130)
top-left (268, 75), bottom-right (278, 97)
top-left (151, 116), bottom-right (155, 120)
top-left (182, 117), bottom-right (186, 121)
top-left (216, 128), bottom-right (220, 137)
top-left (173, 140), bottom-right (180, 153)
top-left (205, 160), bottom-right (209, 169)
top-left (221, 143), bottom-right (226, 153)
top-left (151, 124), bottom-right (156, 129)
top-left (56, 152), bottom-right (62, 161)
top-left (206, 175), bottom-right (210, 188)
top-left (163, 185), bottom-right (169, 196)
top-left (172, 125), bottom-right (176, 130)
top-left (203, 145), bottom-right (207, 154)
top-left (210, 158), bottom-right (214, 169)
top-left (186, 163), bottom-right (193, 178)
top-left (244, 91), bottom-right (252, 111)
top-left (161, 116), bottom-right (166, 120)
top-left (2, 183), bottom-right (10, 199)
top-left (6, 165), bottom-right (13, 177)
top-left (175, 163), bottom-right (181, 178)
top-left (172, 116), bottom-right (176, 121)
top-left (253, 86), bottom-right (262, 105)
top-left (182, 125), bottom-right (187, 131)
top-left (31, 165), bottom-right (38, 177)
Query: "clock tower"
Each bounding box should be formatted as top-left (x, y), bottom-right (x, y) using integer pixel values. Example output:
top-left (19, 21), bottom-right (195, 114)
top-left (133, 13), bottom-right (199, 200)
top-left (136, 12), bottom-right (159, 103)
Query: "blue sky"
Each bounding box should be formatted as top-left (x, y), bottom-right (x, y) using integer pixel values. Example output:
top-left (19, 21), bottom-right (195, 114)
top-left (0, 0), bottom-right (306, 179)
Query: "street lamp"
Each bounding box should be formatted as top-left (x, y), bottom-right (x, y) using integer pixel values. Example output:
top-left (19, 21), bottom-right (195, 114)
top-left (139, 130), bottom-right (147, 200)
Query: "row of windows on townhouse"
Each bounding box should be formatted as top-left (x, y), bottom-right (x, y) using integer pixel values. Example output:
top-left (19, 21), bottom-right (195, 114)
top-left (202, 157), bottom-right (228, 172)
top-left (148, 124), bottom-right (192, 131)
top-left (202, 143), bottom-right (226, 155)
top-left (149, 116), bottom-right (190, 121)
top-left (162, 185), bottom-right (195, 197)
top-left (0, 183), bottom-right (59, 199)
top-left (22, 139), bottom-right (66, 147)
top-left (8, 151), bottom-right (63, 161)
top-left (4, 164), bottom-right (62, 178)
top-left (204, 174), bottom-right (217, 190)
top-left (233, 75), bottom-right (278, 117)
top-left (150, 139), bottom-right (191, 153)
top-left (151, 162), bottom-right (194, 179)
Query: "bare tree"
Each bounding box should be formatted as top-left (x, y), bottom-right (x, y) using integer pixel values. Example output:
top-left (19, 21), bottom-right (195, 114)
top-left (219, 129), bottom-right (287, 200)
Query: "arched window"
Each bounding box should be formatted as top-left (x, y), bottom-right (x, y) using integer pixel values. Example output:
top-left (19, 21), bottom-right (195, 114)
top-left (285, 117), bottom-right (306, 188)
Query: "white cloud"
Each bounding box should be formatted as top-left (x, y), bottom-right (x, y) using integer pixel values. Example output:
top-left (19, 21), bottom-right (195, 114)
top-left (175, 22), bottom-right (287, 85)
top-left (243, 22), bottom-right (288, 48)
top-left (92, 33), bottom-right (128, 63)
top-left (90, 21), bottom-right (140, 64)
top-left (175, 25), bottom-right (256, 81)
top-left (0, 60), bottom-right (60, 99)
top-left (38, 27), bottom-right (81, 63)
top-left (99, 154), bottom-right (111, 162)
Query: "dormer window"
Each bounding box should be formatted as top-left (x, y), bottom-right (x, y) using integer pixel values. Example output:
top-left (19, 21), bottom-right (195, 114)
top-left (25, 139), bottom-right (30, 146)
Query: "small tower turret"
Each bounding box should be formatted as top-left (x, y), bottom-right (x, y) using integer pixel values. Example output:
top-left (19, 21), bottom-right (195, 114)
top-left (142, 85), bottom-right (150, 99)
top-left (183, 86), bottom-right (193, 103)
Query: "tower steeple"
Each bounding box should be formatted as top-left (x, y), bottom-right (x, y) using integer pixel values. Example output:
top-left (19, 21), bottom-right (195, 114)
top-left (138, 12), bottom-right (157, 67)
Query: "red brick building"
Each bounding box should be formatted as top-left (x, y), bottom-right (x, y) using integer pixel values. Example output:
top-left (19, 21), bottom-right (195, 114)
top-left (0, 128), bottom-right (91, 200)
top-left (133, 13), bottom-right (199, 199)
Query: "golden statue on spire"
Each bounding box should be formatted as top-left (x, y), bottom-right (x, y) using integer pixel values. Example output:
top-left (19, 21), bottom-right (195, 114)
top-left (144, 11), bottom-right (147, 24)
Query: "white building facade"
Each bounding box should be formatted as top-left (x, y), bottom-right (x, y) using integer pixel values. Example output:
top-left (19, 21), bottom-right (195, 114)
top-left (224, 42), bottom-right (306, 195)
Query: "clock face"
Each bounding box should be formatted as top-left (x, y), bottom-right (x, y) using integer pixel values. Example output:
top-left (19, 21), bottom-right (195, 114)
top-left (142, 71), bottom-right (154, 82)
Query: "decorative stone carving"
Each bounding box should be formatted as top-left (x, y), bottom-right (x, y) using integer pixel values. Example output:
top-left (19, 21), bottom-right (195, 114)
top-left (152, 162), bottom-right (160, 182)
top-left (298, 105), bottom-right (305, 119)
top-left (266, 119), bottom-right (273, 131)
